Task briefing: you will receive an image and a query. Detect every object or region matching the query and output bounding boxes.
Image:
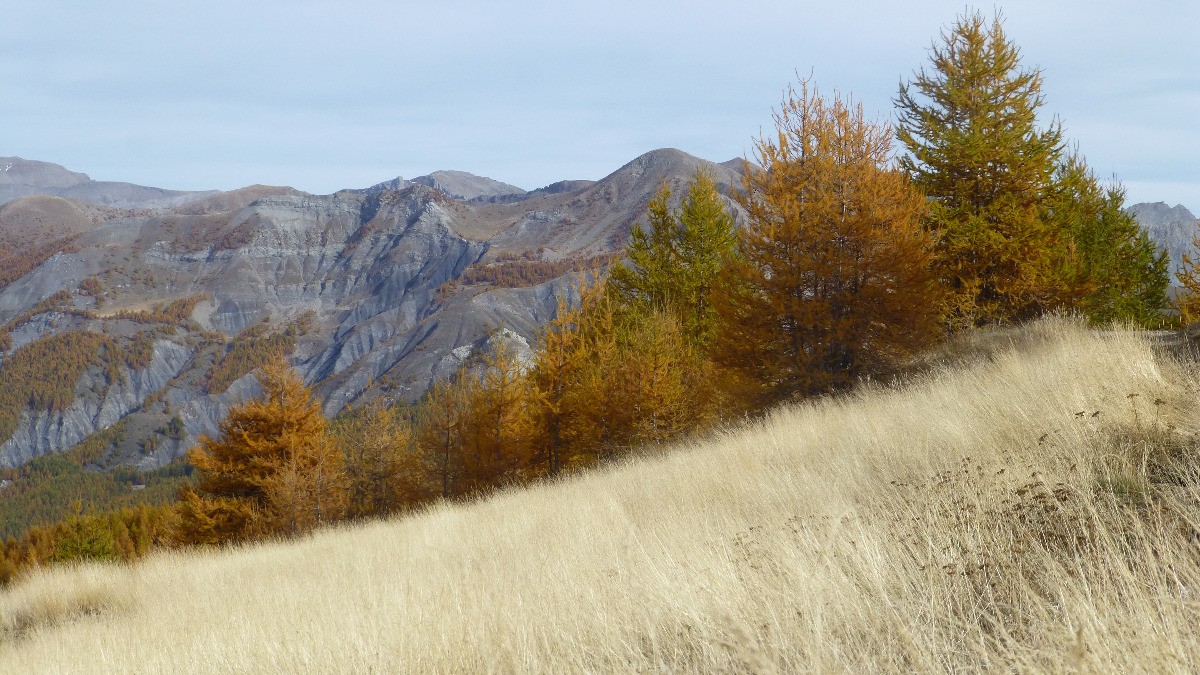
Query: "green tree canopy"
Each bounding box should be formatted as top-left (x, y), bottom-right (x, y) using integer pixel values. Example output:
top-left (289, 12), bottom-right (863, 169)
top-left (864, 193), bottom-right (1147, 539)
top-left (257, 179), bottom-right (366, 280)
top-left (1049, 150), bottom-right (1169, 327)
top-left (609, 169), bottom-right (737, 348)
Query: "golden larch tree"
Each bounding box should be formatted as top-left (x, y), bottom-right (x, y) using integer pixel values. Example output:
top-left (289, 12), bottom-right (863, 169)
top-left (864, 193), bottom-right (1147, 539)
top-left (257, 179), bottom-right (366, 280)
top-left (528, 289), bottom-right (592, 476)
top-left (714, 79), bottom-right (942, 406)
top-left (176, 357), bottom-right (346, 544)
top-left (1174, 226), bottom-right (1200, 325)
top-left (415, 377), bottom-right (471, 499)
top-left (461, 340), bottom-right (534, 492)
top-left (335, 399), bottom-right (424, 519)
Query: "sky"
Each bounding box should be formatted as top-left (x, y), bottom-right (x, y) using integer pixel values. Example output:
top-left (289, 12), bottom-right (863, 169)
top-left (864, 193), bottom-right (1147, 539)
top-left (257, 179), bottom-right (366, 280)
top-left (2, 1), bottom-right (1197, 210)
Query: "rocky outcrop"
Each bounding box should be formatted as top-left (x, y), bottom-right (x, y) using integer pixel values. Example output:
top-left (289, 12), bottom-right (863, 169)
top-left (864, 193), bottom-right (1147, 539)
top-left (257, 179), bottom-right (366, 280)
top-left (1129, 202), bottom-right (1199, 283)
top-left (0, 340), bottom-right (192, 467)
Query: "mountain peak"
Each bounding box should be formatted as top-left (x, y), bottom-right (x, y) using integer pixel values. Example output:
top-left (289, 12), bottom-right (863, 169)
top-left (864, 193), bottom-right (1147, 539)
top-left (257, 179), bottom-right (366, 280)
top-left (411, 171), bottom-right (525, 201)
top-left (0, 157), bottom-right (91, 190)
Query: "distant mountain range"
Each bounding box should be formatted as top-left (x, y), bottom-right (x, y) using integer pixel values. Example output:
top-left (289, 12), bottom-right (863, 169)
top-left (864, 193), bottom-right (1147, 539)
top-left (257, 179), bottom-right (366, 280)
top-left (0, 149), bottom-right (744, 470)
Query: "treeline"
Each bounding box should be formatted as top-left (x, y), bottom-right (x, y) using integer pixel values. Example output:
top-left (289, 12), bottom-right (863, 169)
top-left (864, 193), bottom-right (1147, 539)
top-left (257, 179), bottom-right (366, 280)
top-left (2, 10), bottom-right (1197, 582)
top-left (0, 453), bottom-right (191, 540)
top-left (171, 275), bottom-right (723, 544)
top-left (0, 504), bottom-right (177, 584)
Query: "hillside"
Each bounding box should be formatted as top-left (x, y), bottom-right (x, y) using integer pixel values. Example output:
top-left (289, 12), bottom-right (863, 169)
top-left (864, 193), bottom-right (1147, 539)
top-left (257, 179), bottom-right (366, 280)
top-left (2, 318), bottom-right (1198, 672)
top-left (0, 149), bottom-right (1187, 480)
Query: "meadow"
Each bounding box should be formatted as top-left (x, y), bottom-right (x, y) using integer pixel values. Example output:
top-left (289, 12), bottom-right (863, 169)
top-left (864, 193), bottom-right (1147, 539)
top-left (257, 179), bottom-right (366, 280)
top-left (2, 317), bottom-right (1198, 672)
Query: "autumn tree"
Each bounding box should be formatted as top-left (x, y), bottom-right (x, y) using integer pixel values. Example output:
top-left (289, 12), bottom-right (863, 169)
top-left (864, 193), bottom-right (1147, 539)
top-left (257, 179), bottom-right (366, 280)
top-left (335, 400), bottom-right (425, 519)
top-left (528, 274), bottom-right (719, 466)
top-left (527, 288), bottom-right (594, 476)
top-left (609, 169), bottom-right (738, 348)
top-left (714, 79), bottom-right (942, 405)
top-left (460, 340), bottom-right (533, 492)
top-left (896, 11), bottom-right (1071, 327)
top-left (414, 377), bottom-right (471, 499)
top-left (176, 358), bottom-right (346, 544)
top-left (1049, 151), bottom-right (1169, 327)
top-left (603, 308), bottom-right (716, 448)
top-left (1174, 225), bottom-right (1200, 325)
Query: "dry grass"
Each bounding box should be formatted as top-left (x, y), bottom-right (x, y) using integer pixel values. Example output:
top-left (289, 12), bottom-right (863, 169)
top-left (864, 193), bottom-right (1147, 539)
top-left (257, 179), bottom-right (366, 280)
top-left (3, 317), bottom-right (1200, 672)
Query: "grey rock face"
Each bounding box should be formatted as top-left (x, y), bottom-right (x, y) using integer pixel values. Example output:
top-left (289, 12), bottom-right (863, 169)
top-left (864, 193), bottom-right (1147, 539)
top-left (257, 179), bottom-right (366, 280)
top-left (1129, 202), bottom-right (1199, 283)
top-left (0, 340), bottom-right (192, 467)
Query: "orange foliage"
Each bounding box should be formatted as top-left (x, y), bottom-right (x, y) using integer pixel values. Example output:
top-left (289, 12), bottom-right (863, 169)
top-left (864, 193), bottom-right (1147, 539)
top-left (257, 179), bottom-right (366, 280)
top-left (177, 358), bottom-right (346, 545)
top-left (714, 80), bottom-right (942, 405)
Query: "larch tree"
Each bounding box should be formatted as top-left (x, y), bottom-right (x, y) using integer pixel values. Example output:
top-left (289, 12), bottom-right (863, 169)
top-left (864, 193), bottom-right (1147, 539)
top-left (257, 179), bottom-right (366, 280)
top-left (610, 184), bottom-right (679, 313)
top-left (609, 169), bottom-right (738, 348)
top-left (414, 377), bottom-right (471, 499)
top-left (528, 288), bottom-right (594, 477)
top-left (896, 10), bottom-right (1070, 327)
top-left (176, 357), bottom-right (346, 544)
top-left (1174, 225), bottom-right (1200, 325)
top-left (713, 79), bottom-right (942, 406)
top-left (1049, 151), bottom-right (1169, 327)
top-left (608, 308), bottom-right (716, 448)
top-left (336, 400), bottom-right (423, 519)
top-left (460, 340), bottom-right (533, 492)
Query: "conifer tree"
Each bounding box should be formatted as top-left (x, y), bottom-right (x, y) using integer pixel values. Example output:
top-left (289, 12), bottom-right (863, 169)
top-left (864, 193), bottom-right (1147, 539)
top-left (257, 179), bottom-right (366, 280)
top-left (1049, 151), bottom-right (1169, 327)
top-left (538, 274), bottom-right (719, 460)
top-left (528, 292), bottom-right (591, 476)
top-left (1174, 227), bottom-right (1200, 325)
top-left (714, 79), bottom-right (941, 405)
top-left (611, 184), bottom-right (678, 311)
top-left (610, 170), bottom-right (737, 348)
top-left (415, 377), bottom-right (471, 499)
top-left (337, 400), bottom-right (424, 518)
top-left (461, 340), bottom-right (533, 491)
top-left (609, 308), bottom-right (714, 448)
top-left (176, 358), bottom-right (345, 544)
top-left (896, 11), bottom-right (1069, 326)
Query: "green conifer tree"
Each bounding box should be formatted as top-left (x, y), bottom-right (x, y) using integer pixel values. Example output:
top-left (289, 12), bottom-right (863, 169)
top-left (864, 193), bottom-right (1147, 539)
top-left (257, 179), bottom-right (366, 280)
top-left (1049, 151), bottom-right (1169, 327)
top-left (609, 170), bottom-right (737, 348)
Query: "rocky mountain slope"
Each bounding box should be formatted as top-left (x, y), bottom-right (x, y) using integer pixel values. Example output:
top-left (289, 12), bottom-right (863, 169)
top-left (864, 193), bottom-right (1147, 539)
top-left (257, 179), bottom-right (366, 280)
top-left (1127, 202), bottom-right (1199, 282)
top-left (0, 149), bottom-right (743, 470)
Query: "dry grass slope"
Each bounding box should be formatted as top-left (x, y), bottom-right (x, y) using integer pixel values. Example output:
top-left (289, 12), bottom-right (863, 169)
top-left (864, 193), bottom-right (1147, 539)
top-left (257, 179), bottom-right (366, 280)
top-left (2, 317), bottom-right (1200, 672)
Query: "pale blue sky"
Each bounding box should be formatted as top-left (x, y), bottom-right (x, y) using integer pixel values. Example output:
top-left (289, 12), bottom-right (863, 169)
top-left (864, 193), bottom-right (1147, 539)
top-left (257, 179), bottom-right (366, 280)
top-left (3, 1), bottom-right (1196, 210)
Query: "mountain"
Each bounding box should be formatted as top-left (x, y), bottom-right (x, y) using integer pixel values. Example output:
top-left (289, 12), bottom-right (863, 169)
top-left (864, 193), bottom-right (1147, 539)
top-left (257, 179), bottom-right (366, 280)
top-left (1128, 202), bottom-right (1198, 282)
top-left (411, 170), bottom-right (525, 201)
top-left (0, 148), bottom-right (741, 471)
top-left (360, 170), bottom-right (525, 202)
top-left (0, 157), bottom-right (218, 209)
